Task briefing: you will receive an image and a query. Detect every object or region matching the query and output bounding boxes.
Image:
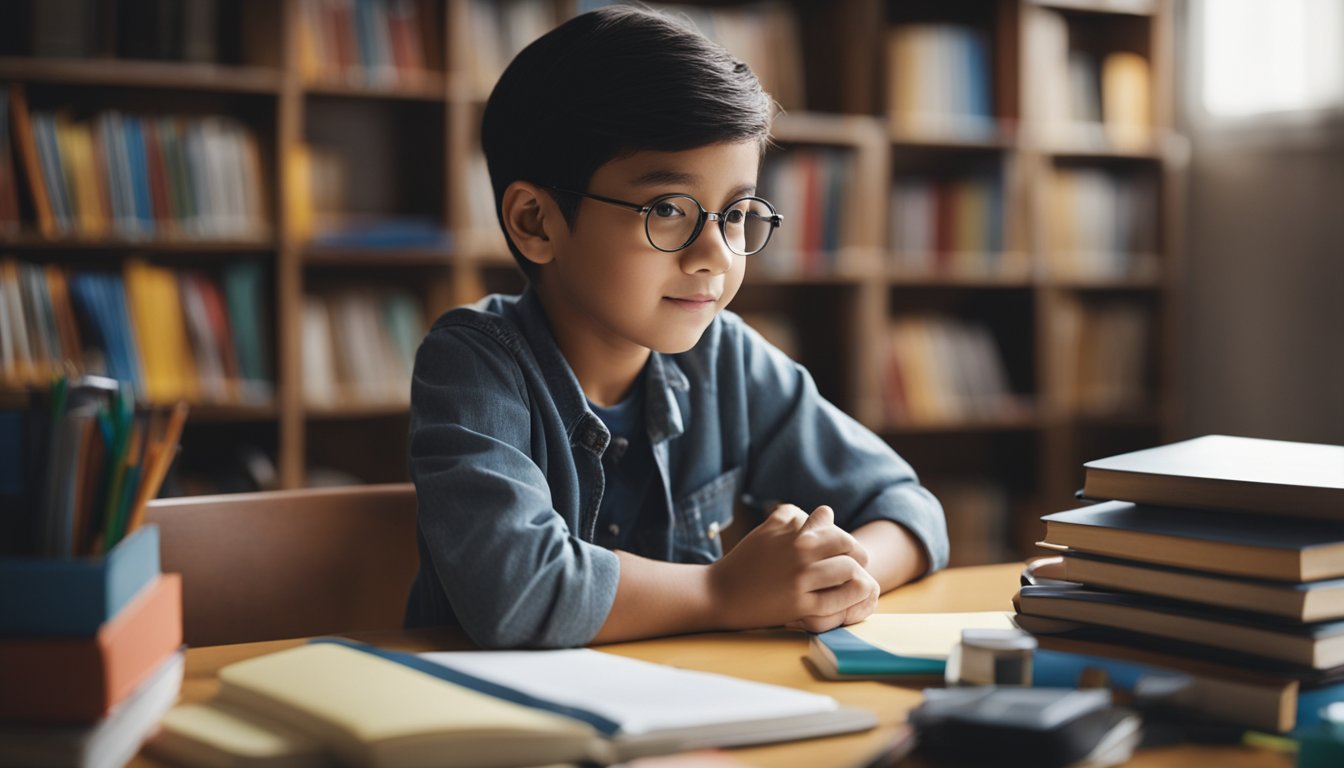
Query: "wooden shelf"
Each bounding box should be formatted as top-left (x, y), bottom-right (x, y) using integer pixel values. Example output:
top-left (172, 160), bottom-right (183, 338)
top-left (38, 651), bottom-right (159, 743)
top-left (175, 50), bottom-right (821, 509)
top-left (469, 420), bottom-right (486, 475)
top-left (1049, 274), bottom-right (1163, 290)
top-left (0, 56), bottom-right (283, 94)
top-left (302, 78), bottom-right (447, 102)
top-left (305, 402), bottom-right (410, 420)
top-left (0, 234), bottom-right (277, 252)
top-left (889, 126), bottom-right (1017, 151)
top-left (887, 269), bottom-right (1037, 289)
top-left (185, 402), bottom-right (280, 423)
top-left (876, 414), bottom-right (1043, 435)
top-left (302, 246), bottom-right (456, 268)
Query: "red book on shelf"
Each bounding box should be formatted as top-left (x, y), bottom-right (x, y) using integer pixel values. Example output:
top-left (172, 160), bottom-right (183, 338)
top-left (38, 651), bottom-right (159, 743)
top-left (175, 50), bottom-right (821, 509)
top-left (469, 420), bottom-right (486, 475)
top-left (0, 573), bottom-right (182, 724)
top-left (142, 120), bottom-right (172, 232)
top-left (799, 152), bottom-right (823, 273)
top-left (8, 84), bottom-right (56, 237)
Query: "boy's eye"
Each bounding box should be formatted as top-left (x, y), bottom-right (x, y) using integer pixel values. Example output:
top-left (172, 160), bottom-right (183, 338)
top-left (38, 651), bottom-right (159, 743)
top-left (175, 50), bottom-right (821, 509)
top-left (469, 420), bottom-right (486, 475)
top-left (652, 200), bottom-right (687, 219)
top-left (724, 208), bottom-right (746, 225)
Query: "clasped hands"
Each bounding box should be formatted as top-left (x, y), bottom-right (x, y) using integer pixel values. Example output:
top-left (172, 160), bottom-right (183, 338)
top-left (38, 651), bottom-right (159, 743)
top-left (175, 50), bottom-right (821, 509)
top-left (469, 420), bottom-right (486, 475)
top-left (707, 504), bottom-right (879, 634)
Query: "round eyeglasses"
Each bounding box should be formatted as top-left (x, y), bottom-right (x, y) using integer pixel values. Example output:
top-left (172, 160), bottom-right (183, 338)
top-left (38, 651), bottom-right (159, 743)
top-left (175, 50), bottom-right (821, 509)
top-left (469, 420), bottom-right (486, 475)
top-left (545, 186), bottom-right (783, 257)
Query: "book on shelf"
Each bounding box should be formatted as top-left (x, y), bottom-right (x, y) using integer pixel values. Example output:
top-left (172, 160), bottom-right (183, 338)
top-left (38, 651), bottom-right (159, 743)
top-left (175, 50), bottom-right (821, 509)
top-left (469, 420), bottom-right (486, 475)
top-left (297, 0), bottom-right (438, 88)
top-left (888, 171), bottom-right (1009, 277)
top-left (1058, 551), bottom-right (1344, 623)
top-left (806, 612), bottom-right (1017, 681)
top-left (1024, 6), bottom-right (1154, 149)
top-left (757, 147), bottom-right (856, 277)
top-left (0, 651), bottom-right (184, 768)
top-left (466, 0), bottom-right (559, 98)
top-left (934, 479), bottom-right (1013, 567)
top-left (7, 86), bottom-right (269, 241)
top-left (154, 638), bottom-right (875, 767)
top-left (1046, 166), bottom-right (1159, 279)
top-left (1017, 584), bottom-right (1344, 671)
top-left (302, 287), bottom-right (424, 407)
top-left (1081, 435), bottom-right (1344, 520)
top-left (1050, 296), bottom-right (1151, 417)
top-left (28, 0), bottom-right (221, 63)
top-left (1, 258), bottom-right (273, 404)
top-left (883, 314), bottom-right (1024, 425)
top-left (885, 24), bottom-right (995, 140)
top-left (1040, 500), bottom-right (1344, 582)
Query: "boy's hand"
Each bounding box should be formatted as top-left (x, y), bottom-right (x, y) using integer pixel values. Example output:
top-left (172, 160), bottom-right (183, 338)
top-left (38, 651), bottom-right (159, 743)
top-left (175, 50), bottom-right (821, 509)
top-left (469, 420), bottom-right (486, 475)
top-left (706, 504), bottom-right (876, 632)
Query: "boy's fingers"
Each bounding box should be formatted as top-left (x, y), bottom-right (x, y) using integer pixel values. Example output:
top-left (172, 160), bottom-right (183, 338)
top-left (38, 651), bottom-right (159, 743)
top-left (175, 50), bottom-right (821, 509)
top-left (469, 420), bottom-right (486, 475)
top-left (806, 574), bottom-right (873, 617)
top-left (799, 554), bottom-right (864, 592)
top-left (799, 505), bottom-right (834, 531)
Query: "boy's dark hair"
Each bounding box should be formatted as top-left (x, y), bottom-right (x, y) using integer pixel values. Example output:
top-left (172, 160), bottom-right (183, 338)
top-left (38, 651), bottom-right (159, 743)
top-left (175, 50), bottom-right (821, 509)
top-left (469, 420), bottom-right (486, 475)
top-left (481, 5), bottom-right (774, 278)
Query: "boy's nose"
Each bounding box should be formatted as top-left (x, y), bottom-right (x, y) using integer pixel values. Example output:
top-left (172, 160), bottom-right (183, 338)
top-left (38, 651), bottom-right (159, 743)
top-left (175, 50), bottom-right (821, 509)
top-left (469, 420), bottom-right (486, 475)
top-left (680, 224), bottom-right (734, 275)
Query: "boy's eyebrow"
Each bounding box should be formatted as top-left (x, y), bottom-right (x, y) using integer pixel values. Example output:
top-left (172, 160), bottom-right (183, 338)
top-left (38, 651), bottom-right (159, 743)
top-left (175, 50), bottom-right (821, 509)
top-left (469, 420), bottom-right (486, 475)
top-left (629, 169), bottom-right (757, 200)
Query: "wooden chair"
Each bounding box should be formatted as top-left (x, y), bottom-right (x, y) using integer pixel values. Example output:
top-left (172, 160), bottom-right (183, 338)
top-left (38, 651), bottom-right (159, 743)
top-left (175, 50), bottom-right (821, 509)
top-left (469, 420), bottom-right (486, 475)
top-left (145, 483), bottom-right (419, 647)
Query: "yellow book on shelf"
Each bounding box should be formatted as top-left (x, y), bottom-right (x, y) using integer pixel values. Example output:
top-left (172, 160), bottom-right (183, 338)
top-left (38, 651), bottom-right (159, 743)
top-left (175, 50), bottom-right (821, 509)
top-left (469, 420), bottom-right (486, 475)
top-left (124, 261), bottom-right (198, 403)
top-left (1102, 52), bottom-right (1151, 149)
top-left (288, 144), bottom-right (314, 243)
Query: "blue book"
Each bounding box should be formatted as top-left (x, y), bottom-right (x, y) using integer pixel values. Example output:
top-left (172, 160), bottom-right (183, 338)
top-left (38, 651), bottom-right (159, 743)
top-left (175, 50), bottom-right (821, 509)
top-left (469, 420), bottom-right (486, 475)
top-left (0, 525), bottom-right (160, 636)
top-left (124, 116), bottom-right (155, 237)
top-left (807, 612), bottom-right (1017, 680)
top-left (1034, 636), bottom-right (1344, 733)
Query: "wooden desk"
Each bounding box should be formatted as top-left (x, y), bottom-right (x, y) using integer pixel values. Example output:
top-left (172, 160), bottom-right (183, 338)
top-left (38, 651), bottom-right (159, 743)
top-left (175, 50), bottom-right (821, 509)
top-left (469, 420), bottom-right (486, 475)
top-left (133, 563), bottom-right (1291, 768)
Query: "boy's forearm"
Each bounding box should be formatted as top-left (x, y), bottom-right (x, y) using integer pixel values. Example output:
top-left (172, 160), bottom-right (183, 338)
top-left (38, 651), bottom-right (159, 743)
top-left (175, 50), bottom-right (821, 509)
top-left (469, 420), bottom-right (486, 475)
top-left (589, 552), bottom-right (718, 644)
top-left (853, 519), bottom-right (930, 592)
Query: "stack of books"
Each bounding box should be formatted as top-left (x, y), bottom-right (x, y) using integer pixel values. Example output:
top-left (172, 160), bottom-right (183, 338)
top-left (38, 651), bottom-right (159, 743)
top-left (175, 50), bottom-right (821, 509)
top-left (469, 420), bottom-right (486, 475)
top-left (1016, 435), bottom-right (1344, 733)
top-left (0, 526), bottom-right (183, 768)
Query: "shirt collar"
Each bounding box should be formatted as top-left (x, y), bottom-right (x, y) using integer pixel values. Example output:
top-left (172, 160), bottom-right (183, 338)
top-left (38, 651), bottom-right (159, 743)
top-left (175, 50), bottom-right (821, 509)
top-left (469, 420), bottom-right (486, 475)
top-left (514, 286), bottom-right (687, 447)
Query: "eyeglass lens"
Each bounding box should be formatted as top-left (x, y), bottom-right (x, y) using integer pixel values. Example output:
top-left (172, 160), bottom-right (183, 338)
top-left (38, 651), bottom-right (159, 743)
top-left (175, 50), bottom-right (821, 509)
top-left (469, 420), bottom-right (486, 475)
top-left (644, 196), bottom-right (775, 256)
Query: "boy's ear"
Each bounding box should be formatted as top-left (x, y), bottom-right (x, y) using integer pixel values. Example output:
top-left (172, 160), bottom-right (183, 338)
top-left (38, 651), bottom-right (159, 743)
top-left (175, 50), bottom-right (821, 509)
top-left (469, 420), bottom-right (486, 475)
top-left (501, 181), bottom-right (558, 267)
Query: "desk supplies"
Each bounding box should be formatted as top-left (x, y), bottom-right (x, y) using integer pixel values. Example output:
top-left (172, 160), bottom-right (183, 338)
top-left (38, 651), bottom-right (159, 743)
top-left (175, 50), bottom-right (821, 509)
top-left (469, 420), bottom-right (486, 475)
top-left (159, 638), bottom-right (876, 767)
top-left (806, 611), bottom-right (1017, 680)
top-left (945, 627), bottom-right (1036, 687)
top-left (909, 687), bottom-right (1140, 768)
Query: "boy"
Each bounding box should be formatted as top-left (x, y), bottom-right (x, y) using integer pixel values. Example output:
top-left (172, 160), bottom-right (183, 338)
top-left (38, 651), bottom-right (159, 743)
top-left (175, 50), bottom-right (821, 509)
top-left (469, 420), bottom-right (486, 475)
top-left (406, 6), bottom-right (948, 649)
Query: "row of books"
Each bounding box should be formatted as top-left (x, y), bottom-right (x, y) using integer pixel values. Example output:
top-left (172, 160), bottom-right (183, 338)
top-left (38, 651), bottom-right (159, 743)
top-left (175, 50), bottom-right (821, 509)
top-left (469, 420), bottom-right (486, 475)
top-left (1046, 167), bottom-right (1160, 279)
top-left (301, 288), bottom-right (424, 407)
top-left (1017, 435), bottom-right (1344, 733)
top-left (1051, 298), bottom-right (1152, 417)
top-left (297, 0), bottom-right (438, 88)
top-left (25, 0), bottom-right (222, 63)
top-left (0, 258), bottom-right (273, 405)
top-left (8, 87), bottom-right (269, 241)
top-left (0, 523), bottom-right (183, 767)
top-left (756, 148), bottom-right (856, 276)
top-left (886, 24), bottom-right (995, 140)
top-left (1025, 6), bottom-right (1153, 148)
top-left (888, 173), bottom-right (1007, 276)
top-left (882, 315), bottom-right (1025, 426)
top-left (931, 478), bottom-right (1014, 567)
top-left (465, 0), bottom-right (558, 98)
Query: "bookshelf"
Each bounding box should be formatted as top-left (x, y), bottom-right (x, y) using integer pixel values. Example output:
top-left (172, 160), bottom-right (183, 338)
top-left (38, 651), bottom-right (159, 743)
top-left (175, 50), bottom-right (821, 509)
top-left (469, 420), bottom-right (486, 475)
top-left (0, 0), bottom-right (1183, 562)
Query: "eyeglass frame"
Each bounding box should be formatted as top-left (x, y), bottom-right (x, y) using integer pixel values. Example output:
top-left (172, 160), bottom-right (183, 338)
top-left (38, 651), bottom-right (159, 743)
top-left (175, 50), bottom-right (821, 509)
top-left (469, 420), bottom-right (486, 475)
top-left (543, 185), bottom-right (783, 256)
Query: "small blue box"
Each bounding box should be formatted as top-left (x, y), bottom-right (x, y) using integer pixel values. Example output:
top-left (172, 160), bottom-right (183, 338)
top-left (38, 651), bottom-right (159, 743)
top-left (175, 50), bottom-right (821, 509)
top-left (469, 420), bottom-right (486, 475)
top-left (0, 525), bottom-right (160, 637)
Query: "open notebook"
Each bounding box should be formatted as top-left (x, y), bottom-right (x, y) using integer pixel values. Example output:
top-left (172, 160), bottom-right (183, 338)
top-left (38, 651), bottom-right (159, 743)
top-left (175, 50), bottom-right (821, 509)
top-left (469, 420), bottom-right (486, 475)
top-left (151, 638), bottom-right (875, 768)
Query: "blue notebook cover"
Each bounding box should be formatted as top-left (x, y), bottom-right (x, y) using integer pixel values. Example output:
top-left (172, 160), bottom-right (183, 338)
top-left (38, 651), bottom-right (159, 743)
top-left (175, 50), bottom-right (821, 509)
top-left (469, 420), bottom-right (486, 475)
top-left (813, 627), bottom-right (946, 677)
top-left (0, 524), bottom-right (160, 636)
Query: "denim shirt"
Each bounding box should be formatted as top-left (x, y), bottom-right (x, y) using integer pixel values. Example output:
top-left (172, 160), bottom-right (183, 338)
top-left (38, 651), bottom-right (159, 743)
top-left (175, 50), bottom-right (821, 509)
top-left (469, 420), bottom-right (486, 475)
top-left (405, 288), bottom-right (949, 649)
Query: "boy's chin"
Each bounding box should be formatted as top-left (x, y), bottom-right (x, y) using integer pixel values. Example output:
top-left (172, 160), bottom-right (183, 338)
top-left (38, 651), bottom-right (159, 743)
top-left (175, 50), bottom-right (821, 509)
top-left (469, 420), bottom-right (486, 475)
top-left (647, 328), bottom-right (710, 355)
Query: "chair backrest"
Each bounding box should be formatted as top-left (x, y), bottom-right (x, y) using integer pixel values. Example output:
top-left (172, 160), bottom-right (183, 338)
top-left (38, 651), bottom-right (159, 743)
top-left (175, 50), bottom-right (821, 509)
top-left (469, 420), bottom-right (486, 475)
top-left (145, 483), bottom-right (419, 647)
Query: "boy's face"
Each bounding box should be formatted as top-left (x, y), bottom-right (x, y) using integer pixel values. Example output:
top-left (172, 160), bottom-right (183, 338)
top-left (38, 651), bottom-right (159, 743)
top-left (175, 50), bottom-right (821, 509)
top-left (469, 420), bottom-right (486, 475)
top-left (537, 140), bottom-right (759, 357)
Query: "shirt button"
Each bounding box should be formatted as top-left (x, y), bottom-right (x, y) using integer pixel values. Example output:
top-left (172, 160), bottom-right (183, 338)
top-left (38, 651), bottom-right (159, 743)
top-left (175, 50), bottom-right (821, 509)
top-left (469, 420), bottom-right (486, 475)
top-left (706, 521), bottom-right (721, 540)
top-left (608, 523), bottom-right (621, 537)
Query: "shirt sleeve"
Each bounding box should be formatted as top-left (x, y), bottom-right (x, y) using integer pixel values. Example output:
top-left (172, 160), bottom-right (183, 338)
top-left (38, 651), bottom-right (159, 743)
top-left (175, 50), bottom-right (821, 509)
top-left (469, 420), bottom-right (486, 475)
top-left (733, 318), bottom-right (950, 575)
top-left (409, 324), bottom-right (620, 648)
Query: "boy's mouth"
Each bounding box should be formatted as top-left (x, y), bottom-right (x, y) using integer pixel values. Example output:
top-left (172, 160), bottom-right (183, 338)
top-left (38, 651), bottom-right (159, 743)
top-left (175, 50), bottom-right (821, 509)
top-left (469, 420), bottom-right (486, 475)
top-left (664, 293), bottom-right (719, 311)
